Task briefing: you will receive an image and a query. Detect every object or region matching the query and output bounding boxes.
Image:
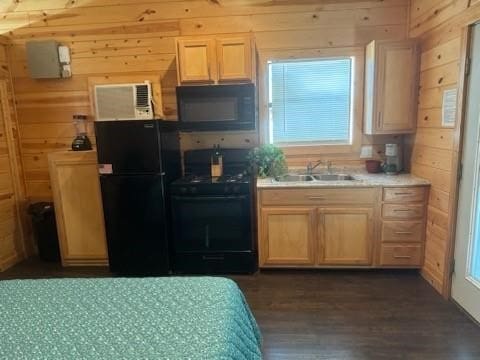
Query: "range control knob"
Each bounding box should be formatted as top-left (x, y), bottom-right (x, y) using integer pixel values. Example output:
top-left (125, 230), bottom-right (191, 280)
top-left (180, 187), bottom-right (187, 194)
top-left (224, 186), bottom-right (230, 194)
top-left (233, 186), bottom-right (241, 193)
top-left (189, 187), bottom-right (197, 194)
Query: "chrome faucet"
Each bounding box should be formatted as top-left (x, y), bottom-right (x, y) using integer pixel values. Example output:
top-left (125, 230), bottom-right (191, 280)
top-left (306, 160), bottom-right (324, 175)
top-left (326, 160), bottom-right (333, 174)
top-left (306, 160), bottom-right (333, 175)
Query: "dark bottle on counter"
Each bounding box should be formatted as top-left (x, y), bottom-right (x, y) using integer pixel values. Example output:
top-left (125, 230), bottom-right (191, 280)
top-left (211, 144), bottom-right (223, 177)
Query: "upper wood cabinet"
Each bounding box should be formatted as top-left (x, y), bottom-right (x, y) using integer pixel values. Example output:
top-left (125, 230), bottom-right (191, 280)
top-left (216, 37), bottom-right (252, 82)
top-left (176, 39), bottom-right (216, 83)
top-left (364, 39), bottom-right (420, 134)
top-left (176, 34), bottom-right (255, 85)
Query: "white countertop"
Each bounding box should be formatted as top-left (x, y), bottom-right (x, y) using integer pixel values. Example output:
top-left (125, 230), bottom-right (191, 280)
top-left (256, 168), bottom-right (431, 189)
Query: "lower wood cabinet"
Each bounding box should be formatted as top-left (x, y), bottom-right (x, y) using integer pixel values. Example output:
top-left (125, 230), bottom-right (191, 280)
top-left (319, 208), bottom-right (373, 265)
top-left (378, 186), bottom-right (428, 267)
top-left (258, 185), bottom-right (428, 269)
top-left (48, 151), bottom-right (108, 267)
top-left (258, 188), bottom-right (377, 268)
top-left (260, 207), bottom-right (316, 266)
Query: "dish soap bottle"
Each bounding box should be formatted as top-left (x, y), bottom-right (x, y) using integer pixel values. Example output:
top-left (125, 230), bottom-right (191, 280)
top-left (211, 144), bottom-right (223, 177)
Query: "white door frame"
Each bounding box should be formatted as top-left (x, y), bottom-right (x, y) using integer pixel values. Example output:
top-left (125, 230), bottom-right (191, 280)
top-left (450, 22), bottom-right (480, 322)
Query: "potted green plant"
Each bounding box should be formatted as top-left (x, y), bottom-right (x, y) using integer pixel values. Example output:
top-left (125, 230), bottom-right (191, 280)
top-left (247, 145), bottom-right (287, 178)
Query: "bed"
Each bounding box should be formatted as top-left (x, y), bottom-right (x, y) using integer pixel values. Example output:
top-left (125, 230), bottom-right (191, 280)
top-left (0, 277), bottom-right (262, 359)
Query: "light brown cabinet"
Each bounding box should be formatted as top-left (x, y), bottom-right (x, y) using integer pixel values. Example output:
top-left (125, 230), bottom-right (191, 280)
top-left (176, 39), bottom-right (216, 83)
top-left (48, 151), bottom-right (108, 267)
top-left (364, 39), bottom-right (420, 134)
top-left (176, 34), bottom-right (255, 84)
top-left (260, 207), bottom-right (316, 266)
top-left (378, 186), bottom-right (428, 267)
top-left (319, 208), bottom-right (373, 265)
top-left (216, 37), bottom-right (253, 82)
top-left (258, 185), bottom-right (429, 269)
top-left (258, 188), bottom-right (376, 268)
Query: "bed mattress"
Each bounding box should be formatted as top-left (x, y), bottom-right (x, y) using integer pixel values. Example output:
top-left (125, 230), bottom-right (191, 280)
top-left (0, 277), bottom-right (262, 359)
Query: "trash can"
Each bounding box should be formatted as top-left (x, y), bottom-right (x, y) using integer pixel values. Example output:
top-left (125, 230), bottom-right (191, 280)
top-left (28, 202), bottom-right (61, 262)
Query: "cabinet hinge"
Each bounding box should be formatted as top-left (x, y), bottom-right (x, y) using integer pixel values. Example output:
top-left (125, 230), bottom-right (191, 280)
top-left (458, 163), bottom-right (463, 181)
top-left (450, 259), bottom-right (455, 277)
top-left (465, 56), bottom-right (471, 77)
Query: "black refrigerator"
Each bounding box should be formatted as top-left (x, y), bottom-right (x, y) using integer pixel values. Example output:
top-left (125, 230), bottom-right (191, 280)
top-left (94, 120), bottom-right (181, 275)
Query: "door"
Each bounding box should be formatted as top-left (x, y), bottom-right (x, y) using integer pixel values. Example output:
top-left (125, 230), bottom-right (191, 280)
top-left (177, 39), bottom-right (216, 83)
top-left (376, 40), bottom-right (418, 133)
top-left (452, 23), bottom-right (480, 322)
top-left (171, 195), bottom-right (252, 253)
top-left (217, 36), bottom-right (252, 82)
top-left (260, 207), bottom-right (316, 266)
top-left (319, 208), bottom-right (373, 265)
top-left (94, 120), bottom-right (161, 174)
top-left (100, 175), bottom-right (168, 274)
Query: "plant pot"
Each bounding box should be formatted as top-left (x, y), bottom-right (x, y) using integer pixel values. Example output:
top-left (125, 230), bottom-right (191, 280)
top-left (365, 160), bottom-right (382, 174)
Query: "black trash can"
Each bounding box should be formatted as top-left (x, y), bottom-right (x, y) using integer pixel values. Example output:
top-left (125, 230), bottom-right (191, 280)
top-left (28, 202), bottom-right (61, 262)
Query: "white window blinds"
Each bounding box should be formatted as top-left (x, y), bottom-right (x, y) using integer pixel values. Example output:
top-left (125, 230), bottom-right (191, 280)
top-left (268, 58), bottom-right (353, 145)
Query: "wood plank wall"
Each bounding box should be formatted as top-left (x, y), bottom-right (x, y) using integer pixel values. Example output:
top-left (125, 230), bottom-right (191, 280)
top-left (0, 36), bottom-right (29, 271)
top-left (0, 0), bottom-right (410, 200)
top-left (409, 0), bottom-right (480, 295)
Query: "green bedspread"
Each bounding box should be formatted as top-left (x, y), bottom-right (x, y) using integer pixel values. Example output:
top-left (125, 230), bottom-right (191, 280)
top-left (0, 277), bottom-right (262, 359)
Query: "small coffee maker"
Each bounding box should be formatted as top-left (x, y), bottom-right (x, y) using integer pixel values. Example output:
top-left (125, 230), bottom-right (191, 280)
top-left (384, 143), bottom-right (402, 175)
top-left (71, 114), bottom-right (92, 151)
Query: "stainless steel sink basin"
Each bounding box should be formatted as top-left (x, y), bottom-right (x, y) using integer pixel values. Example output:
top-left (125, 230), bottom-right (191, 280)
top-left (312, 174), bottom-right (355, 181)
top-left (274, 173), bottom-right (355, 182)
top-left (274, 174), bottom-right (314, 182)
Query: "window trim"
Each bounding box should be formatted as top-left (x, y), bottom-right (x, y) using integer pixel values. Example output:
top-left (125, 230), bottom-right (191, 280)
top-left (258, 47), bottom-right (365, 157)
top-left (268, 56), bottom-right (355, 146)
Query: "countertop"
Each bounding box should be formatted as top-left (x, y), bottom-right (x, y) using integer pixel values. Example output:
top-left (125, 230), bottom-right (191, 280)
top-left (256, 168), bottom-right (431, 189)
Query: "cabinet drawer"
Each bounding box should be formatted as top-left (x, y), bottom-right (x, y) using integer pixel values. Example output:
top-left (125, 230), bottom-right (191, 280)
top-left (261, 188), bottom-right (376, 206)
top-left (383, 187), bottom-right (426, 203)
top-left (380, 244), bottom-right (422, 266)
top-left (381, 221), bottom-right (424, 242)
top-left (382, 204), bottom-right (425, 219)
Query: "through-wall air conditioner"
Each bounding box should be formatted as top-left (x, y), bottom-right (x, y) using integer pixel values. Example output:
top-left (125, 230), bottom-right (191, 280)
top-left (94, 82), bottom-right (154, 121)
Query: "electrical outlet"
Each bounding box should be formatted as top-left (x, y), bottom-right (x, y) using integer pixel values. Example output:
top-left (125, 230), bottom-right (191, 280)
top-left (360, 145), bottom-right (373, 159)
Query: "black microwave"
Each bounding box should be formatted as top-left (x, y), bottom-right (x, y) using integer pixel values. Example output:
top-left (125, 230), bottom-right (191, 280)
top-left (176, 84), bottom-right (256, 131)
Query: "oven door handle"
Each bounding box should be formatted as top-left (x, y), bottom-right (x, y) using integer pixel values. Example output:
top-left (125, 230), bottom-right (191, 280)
top-left (172, 195), bottom-right (248, 201)
top-left (205, 224), bottom-right (210, 249)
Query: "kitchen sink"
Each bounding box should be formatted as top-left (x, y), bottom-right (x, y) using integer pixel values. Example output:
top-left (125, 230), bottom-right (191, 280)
top-left (274, 174), bottom-right (315, 182)
top-left (274, 173), bottom-right (355, 182)
top-left (312, 174), bottom-right (355, 181)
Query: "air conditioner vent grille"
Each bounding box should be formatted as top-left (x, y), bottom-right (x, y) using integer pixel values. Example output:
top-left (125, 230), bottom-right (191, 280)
top-left (136, 84), bottom-right (149, 108)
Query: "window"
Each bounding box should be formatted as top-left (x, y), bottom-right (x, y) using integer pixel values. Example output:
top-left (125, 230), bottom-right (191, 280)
top-left (268, 57), bottom-right (354, 145)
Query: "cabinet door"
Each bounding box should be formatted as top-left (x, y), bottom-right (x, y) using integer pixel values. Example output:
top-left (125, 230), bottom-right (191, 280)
top-left (49, 153), bottom-right (108, 266)
top-left (260, 207), bottom-right (316, 266)
top-left (177, 39), bottom-right (216, 83)
top-left (217, 36), bottom-right (252, 82)
top-left (318, 208), bottom-right (373, 265)
top-left (376, 41), bottom-right (419, 133)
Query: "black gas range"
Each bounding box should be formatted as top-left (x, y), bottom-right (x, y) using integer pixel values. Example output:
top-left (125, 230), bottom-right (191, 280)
top-left (170, 149), bottom-right (257, 274)
top-left (171, 173), bottom-right (251, 195)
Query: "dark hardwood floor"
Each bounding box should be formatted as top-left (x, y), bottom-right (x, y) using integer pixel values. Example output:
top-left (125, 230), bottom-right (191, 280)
top-left (2, 259), bottom-right (480, 360)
